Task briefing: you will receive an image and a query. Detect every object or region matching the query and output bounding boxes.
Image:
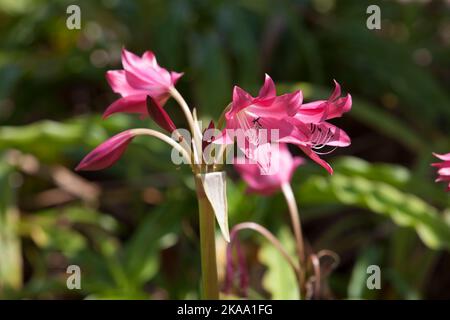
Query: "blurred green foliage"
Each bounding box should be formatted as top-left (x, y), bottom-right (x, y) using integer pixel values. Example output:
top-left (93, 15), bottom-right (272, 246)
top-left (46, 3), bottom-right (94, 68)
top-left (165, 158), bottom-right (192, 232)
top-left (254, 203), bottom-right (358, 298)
top-left (259, 227), bottom-right (299, 299)
top-left (0, 0), bottom-right (449, 299)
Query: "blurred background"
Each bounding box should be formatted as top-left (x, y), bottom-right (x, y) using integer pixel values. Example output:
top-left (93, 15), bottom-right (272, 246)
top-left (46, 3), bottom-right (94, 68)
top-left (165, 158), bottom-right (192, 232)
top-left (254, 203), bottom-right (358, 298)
top-left (0, 0), bottom-right (449, 299)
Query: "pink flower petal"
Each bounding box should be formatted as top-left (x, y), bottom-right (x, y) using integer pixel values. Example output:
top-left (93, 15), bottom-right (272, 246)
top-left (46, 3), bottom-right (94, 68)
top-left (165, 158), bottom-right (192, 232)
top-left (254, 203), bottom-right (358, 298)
top-left (296, 81), bottom-right (351, 123)
top-left (258, 74), bottom-right (276, 99)
top-left (276, 90), bottom-right (303, 117)
top-left (296, 101), bottom-right (328, 123)
top-left (433, 152), bottom-right (450, 161)
top-left (121, 48), bottom-right (155, 82)
top-left (229, 86), bottom-right (253, 115)
top-left (431, 161), bottom-right (450, 168)
top-left (297, 145), bottom-right (333, 175)
top-left (257, 117), bottom-right (298, 142)
top-left (234, 144), bottom-right (304, 195)
top-left (330, 79), bottom-right (342, 101)
top-left (125, 68), bottom-right (171, 92)
top-left (146, 96), bottom-right (176, 133)
top-left (318, 123), bottom-right (351, 147)
top-left (251, 91), bottom-right (302, 119)
top-left (170, 71), bottom-right (184, 84)
top-left (325, 94), bottom-right (352, 120)
top-left (106, 70), bottom-right (144, 96)
top-left (76, 130), bottom-right (136, 171)
top-left (142, 50), bottom-right (157, 67)
top-left (103, 94), bottom-right (148, 119)
top-left (438, 167), bottom-right (450, 176)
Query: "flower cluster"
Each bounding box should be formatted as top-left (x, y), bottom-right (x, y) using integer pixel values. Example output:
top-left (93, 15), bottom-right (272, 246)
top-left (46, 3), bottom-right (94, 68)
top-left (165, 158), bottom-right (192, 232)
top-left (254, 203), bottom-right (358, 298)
top-left (77, 48), bottom-right (352, 178)
top-left (218, 74), bottom-right (351, 176)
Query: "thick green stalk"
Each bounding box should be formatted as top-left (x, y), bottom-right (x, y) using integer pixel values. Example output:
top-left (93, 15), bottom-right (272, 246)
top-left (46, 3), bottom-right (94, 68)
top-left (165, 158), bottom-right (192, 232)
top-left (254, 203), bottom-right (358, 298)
top-left (195, 176), bottom-right (219, 299)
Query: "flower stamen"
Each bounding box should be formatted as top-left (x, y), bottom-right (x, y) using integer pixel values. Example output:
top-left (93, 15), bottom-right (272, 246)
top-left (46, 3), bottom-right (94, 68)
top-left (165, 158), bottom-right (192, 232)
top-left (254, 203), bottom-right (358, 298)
top-left (310, 124), bottom-right (338, 155)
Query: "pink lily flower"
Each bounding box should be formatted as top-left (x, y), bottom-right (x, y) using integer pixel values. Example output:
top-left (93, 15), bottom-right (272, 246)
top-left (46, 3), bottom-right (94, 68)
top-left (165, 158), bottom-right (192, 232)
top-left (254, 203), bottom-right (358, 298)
top-left (103, 48), bottom-right (183, 119)
top-left (432, 152), bottom-right (450, 192)
top-left (287, 81), bottom-right (352, 174)
top-left (234, 143), bottom-right (304, 195)
top-left (75, 130), bottom-right (136, 171)
top-left (216, 74), bottom-right (303, 147)
top-left (217, 75), bottom-right (351, 175)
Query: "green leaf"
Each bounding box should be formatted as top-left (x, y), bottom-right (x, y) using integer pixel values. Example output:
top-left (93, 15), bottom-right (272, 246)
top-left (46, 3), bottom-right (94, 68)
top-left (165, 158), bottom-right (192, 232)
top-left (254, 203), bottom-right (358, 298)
top-left (0, 115), bottom-right (133, 161)
top-left (333, 157), bottom-right (410, 188)
top-left (0, 162), bottom-right (22, 291)
top-left (20, 206), bottom-right (119, 258)
top-left (298, 164), bottom-right (450, 250)
top-left (124, 199), bottom-right (182, 287)
top-left (259, 227), bottom-right (299, 300)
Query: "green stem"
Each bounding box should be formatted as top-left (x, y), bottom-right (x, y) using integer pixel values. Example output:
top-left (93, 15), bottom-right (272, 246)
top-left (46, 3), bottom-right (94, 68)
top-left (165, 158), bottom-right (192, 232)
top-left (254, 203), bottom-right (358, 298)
top-left (281, 182), bottom-right (306, 298)
top-left (195, 175), bottom-right (219, 299)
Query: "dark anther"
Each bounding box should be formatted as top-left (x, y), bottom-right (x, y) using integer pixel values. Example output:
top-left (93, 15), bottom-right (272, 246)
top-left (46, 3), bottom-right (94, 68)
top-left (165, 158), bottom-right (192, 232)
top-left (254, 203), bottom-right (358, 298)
top-left (252, 117), bottom-right (263, 129)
